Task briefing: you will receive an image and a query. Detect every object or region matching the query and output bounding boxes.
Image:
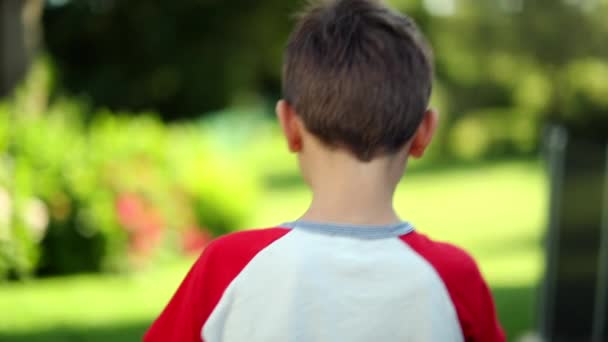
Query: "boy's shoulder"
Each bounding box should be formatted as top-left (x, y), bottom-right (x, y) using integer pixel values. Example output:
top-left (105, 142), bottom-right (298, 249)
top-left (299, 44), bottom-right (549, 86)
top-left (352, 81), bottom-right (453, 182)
top-left (195, 227), bottom-right (291, 278)
top-left (144, 227), bottom-right (291, 342)
top-left (203, 227), bottom-right (290, 260)
top-left (401, 231), bottom-right (481, 282)
top-left (204, 227), bottom-right (481, 282)
top-left (204, 228), bottom-right (479, 273)
top-left (401, 231), bottom-right (504, 340)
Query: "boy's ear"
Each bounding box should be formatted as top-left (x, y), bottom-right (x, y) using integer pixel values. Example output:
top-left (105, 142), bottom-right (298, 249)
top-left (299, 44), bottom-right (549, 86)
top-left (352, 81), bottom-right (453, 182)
top-left (276, 99), bottom-right (303, 153)
top-left (409, 109), bottom-right (438, 158)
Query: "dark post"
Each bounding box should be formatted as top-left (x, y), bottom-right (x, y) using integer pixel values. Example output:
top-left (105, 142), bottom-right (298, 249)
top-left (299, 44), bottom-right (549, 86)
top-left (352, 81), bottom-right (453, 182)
top-left (0, 0), bottom-right (42, 97)
top-left (540, 125), bottom-right (608, 342)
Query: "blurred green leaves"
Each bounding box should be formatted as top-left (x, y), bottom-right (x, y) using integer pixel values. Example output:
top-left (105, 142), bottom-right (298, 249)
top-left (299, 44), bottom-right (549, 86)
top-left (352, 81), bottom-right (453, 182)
top-left (0, 61), bottom-right (259, 280)
top-left (36, 0), bottom-right (608, 152)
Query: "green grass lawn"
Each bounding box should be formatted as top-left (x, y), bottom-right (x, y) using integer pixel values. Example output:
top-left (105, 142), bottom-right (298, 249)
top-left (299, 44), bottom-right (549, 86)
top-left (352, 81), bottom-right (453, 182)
top-left (0, 159), bottom-right (547, 341)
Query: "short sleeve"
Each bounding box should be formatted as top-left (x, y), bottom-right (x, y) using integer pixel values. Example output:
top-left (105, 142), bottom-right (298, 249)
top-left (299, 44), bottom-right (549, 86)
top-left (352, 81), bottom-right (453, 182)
top-left (143, 228), bottom-right (291, 342)
top-left (461, 257), bottom-right (506, 342)
top-left (144, 244), bottom-right (217, 342)
top-left (401, 232), bottom-right (506, 342)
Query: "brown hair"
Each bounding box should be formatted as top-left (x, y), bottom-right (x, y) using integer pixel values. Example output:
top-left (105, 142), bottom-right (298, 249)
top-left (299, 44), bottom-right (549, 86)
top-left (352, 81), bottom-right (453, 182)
top-left (283, 0), bottom-right (433, 161)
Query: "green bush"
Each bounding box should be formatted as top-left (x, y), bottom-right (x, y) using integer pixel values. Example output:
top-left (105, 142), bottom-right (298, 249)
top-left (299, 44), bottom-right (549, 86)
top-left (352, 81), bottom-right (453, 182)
top-left (0, 73), bottom-right (259, 280)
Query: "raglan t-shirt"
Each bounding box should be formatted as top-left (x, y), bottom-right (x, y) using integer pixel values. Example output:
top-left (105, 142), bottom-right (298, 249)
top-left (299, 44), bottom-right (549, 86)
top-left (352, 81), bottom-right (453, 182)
top-left (144, 221), bottom-right (506, 342)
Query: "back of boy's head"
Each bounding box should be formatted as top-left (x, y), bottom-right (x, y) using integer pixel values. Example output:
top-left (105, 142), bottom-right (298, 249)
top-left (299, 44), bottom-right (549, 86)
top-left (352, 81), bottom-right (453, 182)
top-left (283, 0), bottom-right (433, 162)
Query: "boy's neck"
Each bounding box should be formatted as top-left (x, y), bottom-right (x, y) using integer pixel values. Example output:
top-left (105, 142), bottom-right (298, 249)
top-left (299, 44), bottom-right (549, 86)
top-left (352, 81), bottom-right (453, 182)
top-left (301, 193), bottom-right (400, 226)
top-left (299, 150), bottom-right (405, 226)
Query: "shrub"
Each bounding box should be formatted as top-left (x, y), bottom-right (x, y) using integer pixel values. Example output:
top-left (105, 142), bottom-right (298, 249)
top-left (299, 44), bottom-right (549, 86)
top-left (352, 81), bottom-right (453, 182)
top-left (0, 94), bottom-right (259, 280)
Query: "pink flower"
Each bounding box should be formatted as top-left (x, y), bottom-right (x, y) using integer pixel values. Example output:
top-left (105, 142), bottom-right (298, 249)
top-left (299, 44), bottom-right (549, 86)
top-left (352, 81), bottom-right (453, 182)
top-left (181, 227), bottom-right (212, 255)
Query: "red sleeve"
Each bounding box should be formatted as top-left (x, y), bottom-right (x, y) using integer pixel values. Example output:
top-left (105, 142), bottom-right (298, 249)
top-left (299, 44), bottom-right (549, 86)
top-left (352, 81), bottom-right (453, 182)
top-left (144, 228), bottom-right (290, 342)
top-left (401, 232), bottom-right (506, 342)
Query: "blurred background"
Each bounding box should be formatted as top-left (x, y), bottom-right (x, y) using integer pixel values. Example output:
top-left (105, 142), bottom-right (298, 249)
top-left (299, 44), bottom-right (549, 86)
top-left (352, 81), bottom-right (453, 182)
top-left (1, 0), bottom-right (607, 341)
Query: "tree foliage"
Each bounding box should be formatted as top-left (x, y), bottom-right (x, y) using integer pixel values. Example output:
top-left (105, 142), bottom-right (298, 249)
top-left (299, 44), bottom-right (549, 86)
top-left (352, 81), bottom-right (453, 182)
top-left (43, 0), bottom-right (295, 119)
top-left (42, 0), bottom-right (608, 142)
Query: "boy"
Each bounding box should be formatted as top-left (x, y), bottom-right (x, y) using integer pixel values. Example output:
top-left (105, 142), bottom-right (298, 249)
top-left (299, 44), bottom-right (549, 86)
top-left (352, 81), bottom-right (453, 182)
top-left (145, 0), bottom-right (505, 341)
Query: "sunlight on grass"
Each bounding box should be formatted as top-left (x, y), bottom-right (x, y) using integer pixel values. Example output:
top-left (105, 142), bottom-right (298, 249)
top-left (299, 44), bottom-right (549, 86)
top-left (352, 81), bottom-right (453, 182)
top-left (395, 160), bottom-right (546, 287)
top-left (0, 260), bottom-right (192, 334)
